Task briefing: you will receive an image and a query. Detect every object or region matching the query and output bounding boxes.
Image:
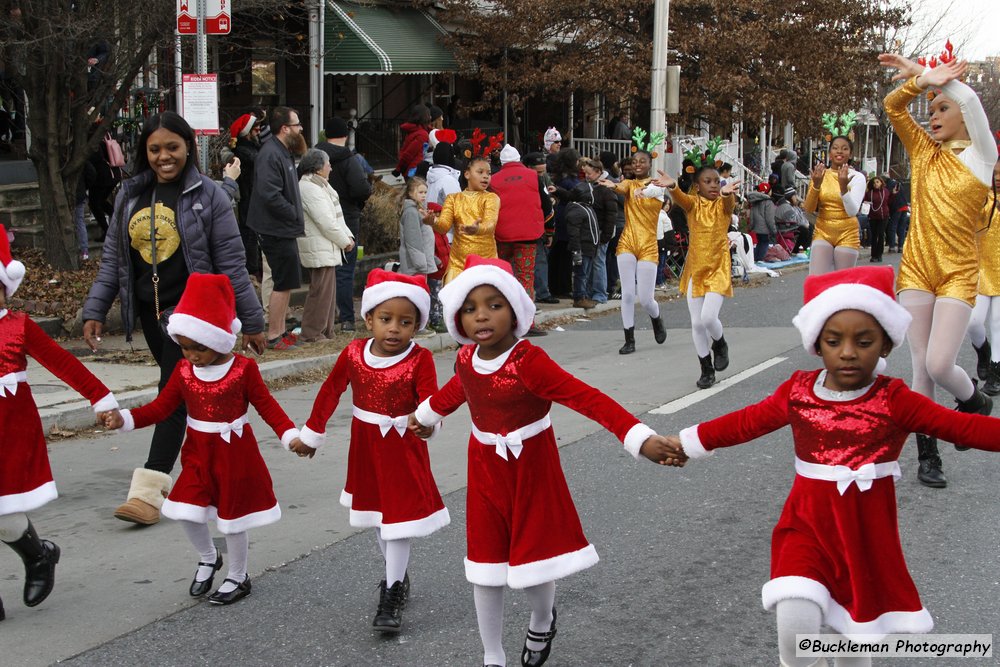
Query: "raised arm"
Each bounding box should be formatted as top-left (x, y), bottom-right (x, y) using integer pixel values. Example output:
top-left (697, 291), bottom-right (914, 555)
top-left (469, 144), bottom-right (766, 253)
top-left (889, 380), bottom-right (1000, 450)
top-left (120, 365), bottom-right (186, 431)
top-left (433, 194), bottom-right (457, 235)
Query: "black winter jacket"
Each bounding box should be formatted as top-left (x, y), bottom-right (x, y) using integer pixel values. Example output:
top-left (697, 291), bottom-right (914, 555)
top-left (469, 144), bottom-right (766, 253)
top-left (246, 137), bottom-right (304, 238)
top-left (315, 141), bottom-right (371, 235)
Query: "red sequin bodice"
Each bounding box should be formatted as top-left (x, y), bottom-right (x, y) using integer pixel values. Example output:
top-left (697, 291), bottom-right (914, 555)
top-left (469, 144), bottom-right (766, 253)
top-left (0, 311), bottom-right (29, 375)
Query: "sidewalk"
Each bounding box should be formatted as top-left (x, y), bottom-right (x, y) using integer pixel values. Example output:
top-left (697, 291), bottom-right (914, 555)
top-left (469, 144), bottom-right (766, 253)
top-left (31, 267), bottom-right (798, 432)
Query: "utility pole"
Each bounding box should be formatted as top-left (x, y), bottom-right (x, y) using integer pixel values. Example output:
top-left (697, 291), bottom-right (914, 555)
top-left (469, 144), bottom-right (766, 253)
top-left (650, 0), bottom-right (669, 173)
top-left (195, 0), bottom-right (209, 173)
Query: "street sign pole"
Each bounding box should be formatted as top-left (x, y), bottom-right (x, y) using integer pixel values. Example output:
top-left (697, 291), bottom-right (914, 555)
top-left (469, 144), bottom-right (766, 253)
top-left (196, 0), bottom-right (210, 173)
top-left (650, 0), bottom-right (669, 175)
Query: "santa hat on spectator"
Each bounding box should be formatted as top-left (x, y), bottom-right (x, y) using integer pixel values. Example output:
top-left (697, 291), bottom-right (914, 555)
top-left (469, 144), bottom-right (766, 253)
top-left (792, 266), bottom-right (911, 354)
top-left (543, 127), bottom-right (562, 151)
top-left (499, 144), bottom-right (521, 165)
top-left (361, 269), bottom-right (431, 330)
top-left (429, 129), bottom-right (457, 150)
top-left (439, 255), bottom-right (536, 345)
top-left (166, 273), bottom-right (242, 354)
top-left (229, 114), bottom-right (256, 141)
top-left (0, 229), bottom-right (26, 297)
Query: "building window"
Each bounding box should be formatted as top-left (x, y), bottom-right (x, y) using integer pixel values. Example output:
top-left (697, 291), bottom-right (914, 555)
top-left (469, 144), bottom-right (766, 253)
top-left (252, 60), bottom-right (277, 96)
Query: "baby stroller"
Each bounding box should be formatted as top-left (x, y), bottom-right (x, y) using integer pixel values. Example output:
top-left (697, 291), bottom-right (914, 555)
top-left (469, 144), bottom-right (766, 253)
top-left (774, 220), bottom-right (799, 253)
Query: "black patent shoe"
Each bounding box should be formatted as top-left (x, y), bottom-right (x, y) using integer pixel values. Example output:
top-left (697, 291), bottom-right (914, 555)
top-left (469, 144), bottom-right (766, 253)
top-left (208, 576), bottom-right (251, 605)
top-left (521, 607), bottom-right (557, 667)
top-left (189, 551), bottom-right (223, 597)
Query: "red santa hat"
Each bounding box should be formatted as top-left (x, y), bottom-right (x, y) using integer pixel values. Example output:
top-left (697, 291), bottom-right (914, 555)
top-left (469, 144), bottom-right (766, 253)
top-left (361, 269), bottom-right (431, 330)
top-left (438, 255), bottom-right (536, 345)
top-left (792, 266), bottom-right (911, 354)
top-left (229, 114), bottom-right (256, 140)
top-left (428, 128), bottom-right (457, 149)
top-left (166, 273), bottom-right (242, 354)
top-left (0, 228), bottom-right (26, 297)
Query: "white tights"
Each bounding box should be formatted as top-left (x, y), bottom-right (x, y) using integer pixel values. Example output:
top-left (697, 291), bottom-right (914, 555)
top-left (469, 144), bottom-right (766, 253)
top-left (0, 512), bottom-right (29, 542)
top-left (776, 598), bottom-right (871, 667)
top-left (617, 253), bottom-right (659, 328)
top-left (374, 527), bottom-right (411, 587)
top-left (686, 283), bottom-right (725, 357)
top-left (180, 520), bottom-right (249, 593)
top-left (967, 295), bottom-right (1000, 362)
top-left (808, 240), bottom-right (859, 275)
top-left (474, 582), bottom-right (556, 666)
top-left (899, 290), bottom-right (975, 401)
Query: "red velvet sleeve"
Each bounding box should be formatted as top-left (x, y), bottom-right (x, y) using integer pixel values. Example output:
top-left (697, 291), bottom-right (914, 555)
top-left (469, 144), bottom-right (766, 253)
top-left (24, 317), bottom-right (111, 404)
top-left (694, 376), bottom-right (793, 451)
top-left (305, 350), bottom-right (351, 434)
top-left (414, 348), bottom-right (439, 402)
top-left (888, 380), bottom-right (1000, 450)
top-left (519, 346), bottom-right (640, 443)
top-left (244, 359), bottom-right (295, 439)
top-left (129, 365), bottom-right (186, 430)
top-left (427, 370), bottom-right (468, 417)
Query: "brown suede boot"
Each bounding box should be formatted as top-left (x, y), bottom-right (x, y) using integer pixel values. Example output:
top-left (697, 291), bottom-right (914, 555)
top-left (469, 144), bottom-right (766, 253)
top-left (113, 468), bottom-right (172, 525)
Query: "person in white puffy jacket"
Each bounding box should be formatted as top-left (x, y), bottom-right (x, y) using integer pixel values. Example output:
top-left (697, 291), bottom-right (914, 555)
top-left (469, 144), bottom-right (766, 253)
top-left (297, 149), bottom-right (355, 342)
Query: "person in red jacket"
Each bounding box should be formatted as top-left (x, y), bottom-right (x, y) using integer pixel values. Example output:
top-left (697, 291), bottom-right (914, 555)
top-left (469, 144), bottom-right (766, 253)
top-left (394, 105), bottom-right (431, 179)
top-left (491, 144), bottom-right (553, 336)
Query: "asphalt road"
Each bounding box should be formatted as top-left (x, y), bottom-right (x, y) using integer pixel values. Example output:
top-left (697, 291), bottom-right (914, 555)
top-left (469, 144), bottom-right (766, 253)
top-left (7, 259), bottom-right (1000, 666)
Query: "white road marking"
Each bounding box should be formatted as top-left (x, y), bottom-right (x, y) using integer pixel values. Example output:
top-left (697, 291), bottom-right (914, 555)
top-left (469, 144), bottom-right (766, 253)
top-left (649, 356), bottom-right (788, 414)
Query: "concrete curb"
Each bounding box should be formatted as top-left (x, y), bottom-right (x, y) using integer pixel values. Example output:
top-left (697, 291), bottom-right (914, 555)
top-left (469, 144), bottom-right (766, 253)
top-left (40, 262), bottom-right (807, 433)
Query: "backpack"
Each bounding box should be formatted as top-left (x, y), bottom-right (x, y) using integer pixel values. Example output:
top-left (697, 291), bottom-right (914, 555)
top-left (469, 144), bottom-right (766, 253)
top-left (103, 133), bottom-right (127, 168)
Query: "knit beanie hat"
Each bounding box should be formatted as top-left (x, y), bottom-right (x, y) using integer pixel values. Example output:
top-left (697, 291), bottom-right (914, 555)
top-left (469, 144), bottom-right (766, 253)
top-left (499, 144), bottom-right (521, 165)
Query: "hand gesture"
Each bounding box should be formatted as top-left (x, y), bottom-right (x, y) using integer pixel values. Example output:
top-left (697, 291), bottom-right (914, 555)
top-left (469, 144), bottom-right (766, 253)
top-left (462, 219), bottom-right (481, 236)
top-left (639, 434), bottom-right (688, 466)
top-left (810, 162), bottom-right (825, 189)
top-left (650, 170), bottom-right (676, 189)
top-left (597, 178), bottom-right (615, 189)
top-left (837, 164), bottom-right (851, 193)
top-left (877, 53), bottom-right (925, 82)
top-left (83, 320), bottom-right (103, 352)
top-left (100, 409), bottom-right (124, 430)
top-left (421, 208), bottom-right (437, 226)
top-left (242, 333), bottom-right (266, 355)
top-left (920, 58), bottom-right (968, 89)
top-left (289, 438), bottom-right (316, 459)
top-left (223, 157), bottom-right (241, 181)
top-left (721, 179), bottom-right (742, 196)
top-left (407, 413), bottom-right (434, 439)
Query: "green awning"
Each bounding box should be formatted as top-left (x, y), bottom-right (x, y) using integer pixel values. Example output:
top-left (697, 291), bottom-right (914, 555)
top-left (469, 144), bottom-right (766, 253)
top-left (324, 1), bottom-right (458, 75)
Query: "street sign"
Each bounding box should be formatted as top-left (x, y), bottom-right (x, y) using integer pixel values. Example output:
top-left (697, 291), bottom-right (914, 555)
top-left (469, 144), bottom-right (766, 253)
top-left (182, 74), bottom-right (220, 135)
top-left (205, 0), bottom-right (231, 35)
top-left (177, 0), bottom-right (196, 34)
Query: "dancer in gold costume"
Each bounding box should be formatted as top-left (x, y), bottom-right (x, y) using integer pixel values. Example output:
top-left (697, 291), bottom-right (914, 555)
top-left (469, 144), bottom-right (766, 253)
top-left (879, 51), bottom-right (999, 488)
top-left (966, 158), bottom-right (1000, 396)
top-left (804, 136), bottom-right (866, 275)
top-left (434, 157), bottom-right (500, 284)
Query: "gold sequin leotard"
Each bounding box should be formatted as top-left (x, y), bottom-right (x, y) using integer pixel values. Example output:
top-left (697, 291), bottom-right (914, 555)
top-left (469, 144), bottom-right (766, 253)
top-left (613, 179), bottom-right (661, 263)
top-left (976, 193), bottom-right (1000, 296)
top-left (805, 170), bottom-right (864, 249)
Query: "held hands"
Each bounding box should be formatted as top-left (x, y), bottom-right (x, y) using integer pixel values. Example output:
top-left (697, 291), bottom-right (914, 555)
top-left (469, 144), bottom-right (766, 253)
top-left (407, 413), bottom-right (434, 439)
top-left (720, 179), bottom-right (742, 196)
top-left (98, 409), bottom-right (124, 430)
top-left (810, 162), bottom-right (825, 189)
top-left (639, 434), bottom-right (688, 467)
top-left (289, 438), bottom-right (316, 459)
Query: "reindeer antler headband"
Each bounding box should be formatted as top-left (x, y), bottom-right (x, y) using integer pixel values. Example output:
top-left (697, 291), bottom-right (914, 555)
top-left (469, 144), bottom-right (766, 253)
top-left (821, 112), bottom-right (857, 140)
top-left (683, 136), bottom-right (724, 172)
top-left (631, 126), bottom-right (666, 159)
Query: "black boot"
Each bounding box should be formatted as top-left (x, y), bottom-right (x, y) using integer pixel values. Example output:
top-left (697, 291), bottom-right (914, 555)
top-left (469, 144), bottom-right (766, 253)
top-left (618, 327), bottom-right (635, 355)
top-left (954, 385), bottom-right (993, 450)
top-left (696, 354), bottom-right (715, 389)
top-left (651, 314), bottom-right (666, 344)
top-left (916, 434), bottom-right (947, 488)
top-left (0, 593), bottom-right (4, 621)
top-left (711, 335), bottom-right (729, 371)
top-left (974, 340), bottom-right (992, 382)
top-left (373, 579), bottom-right (405, 633)
top-left (4, 522), bottom-right (60, 607)
top-left (984, 361), bottom-right (1000, 397)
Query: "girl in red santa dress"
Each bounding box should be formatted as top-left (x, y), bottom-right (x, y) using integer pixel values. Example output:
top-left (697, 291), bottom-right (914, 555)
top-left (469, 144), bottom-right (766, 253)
top-left (105, 273), bottom-right (301, 606)
top-left (0, 233), bottom-right (120, 621)
top-left (668, 266), bottom-right (1000, 667)
top-left (291, 269), bottom-right (449, 634)
top-left (408, 255), bottom-right (679, 667)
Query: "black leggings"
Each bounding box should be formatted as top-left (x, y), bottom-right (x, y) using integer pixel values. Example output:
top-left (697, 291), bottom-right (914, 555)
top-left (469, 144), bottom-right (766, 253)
top-left (869, 217), bottom-right (887, 260)
top-left (137, 304), bottom-right (187, 474)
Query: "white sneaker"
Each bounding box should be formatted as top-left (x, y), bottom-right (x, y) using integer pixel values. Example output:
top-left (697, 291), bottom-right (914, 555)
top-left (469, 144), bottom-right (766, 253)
top-left (81, 252), bottom-right (89, 261)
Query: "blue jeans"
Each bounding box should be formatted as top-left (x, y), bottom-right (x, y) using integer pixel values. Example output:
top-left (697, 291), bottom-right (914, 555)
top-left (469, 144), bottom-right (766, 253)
top-left (534, 238), bottom-right (552, 300)
top-left (656, 247), bottom-right (668, 286)
top-left (336, 245), bottom-right (358, 323)
top-left (573, 255), bottom-right (594, 299)
top-left (890, 211), bottom-right (910, 248)
top-left (754, 233), bottom-right (771, 262)
top-left (589, 242), bottom-right (609, 302)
